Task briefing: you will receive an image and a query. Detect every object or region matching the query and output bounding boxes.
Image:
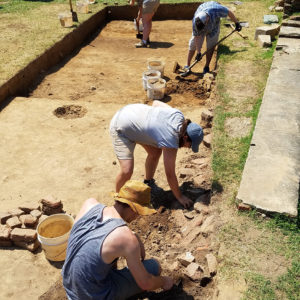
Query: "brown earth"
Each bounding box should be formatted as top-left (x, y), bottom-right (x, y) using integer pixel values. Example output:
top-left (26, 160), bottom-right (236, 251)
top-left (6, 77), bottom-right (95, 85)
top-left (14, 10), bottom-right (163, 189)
top-left (0, 20), bottom-right (220, 299)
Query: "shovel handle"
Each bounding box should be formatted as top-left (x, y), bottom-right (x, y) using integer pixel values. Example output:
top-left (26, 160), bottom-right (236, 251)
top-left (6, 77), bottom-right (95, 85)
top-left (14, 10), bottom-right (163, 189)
top-left (69, 0), bottom-right (74, 12)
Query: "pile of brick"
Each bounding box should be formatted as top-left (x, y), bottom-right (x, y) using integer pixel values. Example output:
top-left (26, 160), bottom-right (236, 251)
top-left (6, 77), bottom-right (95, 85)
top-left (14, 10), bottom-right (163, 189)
top-left (0, 195), bottom-right (64, 252)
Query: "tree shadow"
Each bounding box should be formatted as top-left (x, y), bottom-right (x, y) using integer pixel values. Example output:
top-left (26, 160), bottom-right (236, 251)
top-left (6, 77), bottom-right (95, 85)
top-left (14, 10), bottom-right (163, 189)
top-left (217, 44), bottom-right (247, 59)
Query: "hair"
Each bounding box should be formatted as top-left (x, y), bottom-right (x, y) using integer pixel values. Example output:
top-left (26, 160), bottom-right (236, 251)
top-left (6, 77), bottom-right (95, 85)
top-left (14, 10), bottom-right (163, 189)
top-left (179, 119), bottom-right (192, 148)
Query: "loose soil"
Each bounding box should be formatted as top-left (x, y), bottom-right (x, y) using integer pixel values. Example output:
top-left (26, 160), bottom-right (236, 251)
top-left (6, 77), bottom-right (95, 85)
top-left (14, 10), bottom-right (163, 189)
top-left (0, 20), bottom-right (219, 300)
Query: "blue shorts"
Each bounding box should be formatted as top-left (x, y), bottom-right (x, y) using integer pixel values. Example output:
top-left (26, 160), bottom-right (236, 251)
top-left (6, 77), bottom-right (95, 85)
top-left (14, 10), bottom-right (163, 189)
top-left (110, 258), bottom-right (160, 300)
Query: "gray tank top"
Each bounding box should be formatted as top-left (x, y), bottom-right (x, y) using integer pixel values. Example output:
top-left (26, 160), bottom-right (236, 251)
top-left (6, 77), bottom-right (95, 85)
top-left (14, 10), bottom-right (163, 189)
top-left (62, 203), bottom-right (126, 300)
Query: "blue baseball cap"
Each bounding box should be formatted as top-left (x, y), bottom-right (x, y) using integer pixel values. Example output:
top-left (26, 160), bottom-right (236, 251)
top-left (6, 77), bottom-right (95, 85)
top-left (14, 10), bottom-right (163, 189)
top-left (187, 123), bottom-right (204, 153)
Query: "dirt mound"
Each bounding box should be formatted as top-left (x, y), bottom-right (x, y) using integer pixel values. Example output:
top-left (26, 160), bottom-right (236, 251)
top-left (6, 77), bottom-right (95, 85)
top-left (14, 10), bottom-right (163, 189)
top-left (53, 105), bottom-right (87, 119)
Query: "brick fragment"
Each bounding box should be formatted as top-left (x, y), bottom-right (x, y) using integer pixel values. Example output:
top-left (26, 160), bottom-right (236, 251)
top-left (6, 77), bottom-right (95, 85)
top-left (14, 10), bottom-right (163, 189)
top-left (19, 203), bottom-right (40, 213)
top-left (10, 228), bottom-right (37, 242)
top-left (19, 214), bottom-right (38, 227)
top-left (203, 134), bottom-right (212, 148)
top-left (178, 252), bottom-right (195, 267)
top-left (0, 225), bottom-right (11, 241)
top-left (238, 203), bottom-right (252, 211)
top-left (41, 195), bottom-right (62, 208)
top-left (0, 212), bottom-right (12, 225)
top-left (184, 262), bottom-right (203, 281)
top-left (14, 239), bottom-right (40, 252)
top-left (206, 253), bottom-right (218, 276)
top-left (42, 204), bottom-right (63, 215)
top-left (8, 208), bottom-right (25, 217)
top-left (31, 209), bottom-right (42, 218)
top-left (258, 35), bottom-right (272, 47)
top-left (6, 216), bottom-right (22, 229)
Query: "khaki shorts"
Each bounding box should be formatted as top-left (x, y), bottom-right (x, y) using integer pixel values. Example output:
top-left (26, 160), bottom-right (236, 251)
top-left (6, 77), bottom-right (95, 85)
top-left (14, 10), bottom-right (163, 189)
top-left (189, 25), bottom-right (220, 51)
top-left (143, 0), bottom-right (160, 15)
top-left (110, 128), bottom-right (136, 160)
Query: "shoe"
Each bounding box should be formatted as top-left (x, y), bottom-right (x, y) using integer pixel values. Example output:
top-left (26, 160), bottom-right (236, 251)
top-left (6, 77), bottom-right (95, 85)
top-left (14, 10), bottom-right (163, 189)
top-left (135, 40), bottom-right (148, 48)
top-left (147, 38), bottom-right (150, 45)
top-left (203, 66), bottom-right (210, 74)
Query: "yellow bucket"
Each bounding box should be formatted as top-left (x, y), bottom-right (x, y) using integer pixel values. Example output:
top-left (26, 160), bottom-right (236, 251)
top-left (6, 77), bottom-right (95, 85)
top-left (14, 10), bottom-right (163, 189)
top-left (37, 214), bottom-right (74, 261)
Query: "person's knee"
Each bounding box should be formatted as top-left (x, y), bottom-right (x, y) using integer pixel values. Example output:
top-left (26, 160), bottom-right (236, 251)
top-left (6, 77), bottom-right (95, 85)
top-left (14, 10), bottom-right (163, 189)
top-left (119, 164), bottom-right (134, 178)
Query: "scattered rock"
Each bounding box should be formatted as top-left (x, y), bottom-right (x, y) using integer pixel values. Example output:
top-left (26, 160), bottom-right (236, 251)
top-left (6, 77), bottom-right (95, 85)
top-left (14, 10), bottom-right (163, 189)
top-left (201, 109), bottom-right (214, 128)
top-left (41, 195), bottom-right (62, 208)
top-left (275, 6), bottom-right (284, 12)
top-left (0, 225), bottom-right (11, 241)
top-left (200, 215), bottom-right (215, 234)
top-left (184, 262), bottom-right (203, 281)
top-left (169, 261), bottom-right (180, 272)
top-left (42, 204), bottom-right (63, 215)
top-left (237, 203), bottom-right (252, 211)
top-left (178, 251), bottom-right (195, 267)
top-left (258, 34), bottom-right (272, 47)
top-left (6, 216), bottom-right (22, 229)
top-left (31, 209), bottom-right (42, 219)
top-left (184, 211), bottom-right (195, 219)
top-left (19, 214), bottom-right (37, 227)
top-left (254, 24), bottom-right (280, 40)
top-left (0, 212), bottom-right (12, 225)
top-left (269, 5), bottom-right (275, 11)
top-left (10, 228), bottom-right (37, 243)
top-left (193, 175), bottom-right (206, 187)
top-left (179, 168), bottom-right (194, 178)
top-left (203, 134), bottom-right (212, 148)
top-left (194, 201), bottom-right (210, 214)
top-left (19, 203), bottom-right (40, 213)
top-left (206, 253), bottom-right (218, 276)
top-left (264, 15), bottom-right (279, 24)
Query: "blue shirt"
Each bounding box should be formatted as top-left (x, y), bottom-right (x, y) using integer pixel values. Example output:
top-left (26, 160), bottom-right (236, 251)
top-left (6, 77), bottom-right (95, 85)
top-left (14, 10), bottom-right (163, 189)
top-left (193, 1), bottom-right (229, 37)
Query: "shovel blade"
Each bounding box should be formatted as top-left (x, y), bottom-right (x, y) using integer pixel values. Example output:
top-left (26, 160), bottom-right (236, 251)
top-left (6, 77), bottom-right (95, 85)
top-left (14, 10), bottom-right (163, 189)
top-left (240, 22), bottom-right (249, 28)
top-left (136, 33), bottom-right (143, 39)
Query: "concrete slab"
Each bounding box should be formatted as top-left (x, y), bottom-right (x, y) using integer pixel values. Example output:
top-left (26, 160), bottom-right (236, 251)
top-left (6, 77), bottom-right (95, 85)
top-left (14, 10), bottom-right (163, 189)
top-left (279, 26), bottom-right (300, 38)
top-left (237, 38), bottom-right (300, 216)
top-left (282, 20), bottom-right (300, 27)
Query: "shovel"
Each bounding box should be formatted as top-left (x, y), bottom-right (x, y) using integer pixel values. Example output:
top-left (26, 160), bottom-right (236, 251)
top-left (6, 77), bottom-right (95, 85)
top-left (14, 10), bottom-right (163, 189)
top-left (69, 0), bottom-right (78, 22)
top-left (135, 18), bottom-right (143, 39)
top-left (180, 28), bottom-right (237, 77)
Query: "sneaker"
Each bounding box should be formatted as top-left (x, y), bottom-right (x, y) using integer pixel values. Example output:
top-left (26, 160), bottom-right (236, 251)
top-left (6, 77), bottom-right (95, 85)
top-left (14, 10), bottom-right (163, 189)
top-left (203, 66), bottom-right (210, 74)
top-left (135, 40), bottom-right (148, 48)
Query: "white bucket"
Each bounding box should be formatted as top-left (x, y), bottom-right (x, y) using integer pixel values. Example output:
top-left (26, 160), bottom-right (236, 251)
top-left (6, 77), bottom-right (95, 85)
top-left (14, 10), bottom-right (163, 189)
top-left (147, 78), bottom-right (166, 100)
top-left (147, 60), bottom-right (165, 77)
top-left (58, 12), bottom-right (73, 28)
top-left (142, 70), bottom-right (161, 91)
top-left (37, 214), bottom-right (74, 262)
top-left (133, 19), bottom-right (144, 32)
top-left (76, 1), bottom-right (89, 13)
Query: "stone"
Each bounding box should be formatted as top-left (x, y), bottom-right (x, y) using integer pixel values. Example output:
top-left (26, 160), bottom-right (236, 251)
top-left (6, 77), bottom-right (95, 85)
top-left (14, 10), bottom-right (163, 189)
top-left (255, 24), bottom-right (281, 40)
top-left (279, 26), bottom-right (300, 38)
top-left (258, 35), bottom-right (272, 48)
top-left (0, 225), bottom-right (11, 241)
top-left (6, 216), bottom-right (22, 229)
top-left (10, 228), bottom-right (37, 242)
top-left (183, 227), bottom-right (202, 245)
top-left (238, 203), bottom-right (252, 211)
top-left (0, 240), bottom-right (13, 247)
top-left (193, 175), bottom-right (206, 187)
top-left (194, 201), bottom-right (210, 214)
top-left (31, 209), bottom-right (43, 218)
top-left (14, 239), bottom-right (40, 252)
top-left (172, 210), bottom-right (187, 226)
top-left (264, 15), bottom-right (279, 24)
top-left (275, 6), bottom-right (284, 11)
top-left (184, 262), bottom-right (203, 281)
top-left (19, 203), bottom-right (40, 213)
top-left (42, 204), bottom-right (63, 215)
top-left (206, 253), bottom-right (218, 276)
top-left (203, 134), bottom-right (212, 148)
top-left (290, 16), bottom-right (300, 21)
top-left (201, 109), bottom-right (214, 122)
top-left (275, 0), bottom-right (284, 6)
top-left (8, 208), bottom-right (25, 217)
top-left (178, 251), bottom-right (195, 267)
top-left (0, 212), bottom-right (12, 225)
top-left (19, 214), bottom-right (37, 227)
top-left (179, 168), bottom-right (194, 178)
top-left (184, 211), bottom-right (196, 219)
top-left (169, 261), bottom-right (180, 272)
top-left (282, 20), bottom-right (300, 27)
top-left (269, 5), bottom-right (275, 11)
top-left (41, 195), bottom-right (62, 208)
top-left (200, 215), bottom-right (215, 234)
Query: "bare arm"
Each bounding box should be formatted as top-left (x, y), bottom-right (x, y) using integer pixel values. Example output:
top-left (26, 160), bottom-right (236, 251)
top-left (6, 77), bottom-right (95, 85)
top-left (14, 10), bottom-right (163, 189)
top-left (227, 10), bottom-right (239, 23)
top-left (194, 35), bottom-right (205, 54)
top-left (162, 148), bottom-right (193, 208)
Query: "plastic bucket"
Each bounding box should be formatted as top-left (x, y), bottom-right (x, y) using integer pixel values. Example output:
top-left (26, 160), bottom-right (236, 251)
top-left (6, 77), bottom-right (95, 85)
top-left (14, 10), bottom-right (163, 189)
top-left (76, 1), bottom-right (89, 13)
top-left (133, 19), bottom-right (143, 32)
top-left (37, 214), bottom-right (74, 261)
top-left (147, 60), bottom-right (165, 77)
top-left (147, 78), bottom-right (166, 100)
top-left (142, 70), bottom-right (161, 91)
top-left (58, 12), bottom-right (73, 28)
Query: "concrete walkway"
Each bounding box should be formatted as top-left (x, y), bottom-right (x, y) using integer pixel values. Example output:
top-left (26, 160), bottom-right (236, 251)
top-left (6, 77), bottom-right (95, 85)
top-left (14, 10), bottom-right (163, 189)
top-left (237, 21), bottom-right (300, 217)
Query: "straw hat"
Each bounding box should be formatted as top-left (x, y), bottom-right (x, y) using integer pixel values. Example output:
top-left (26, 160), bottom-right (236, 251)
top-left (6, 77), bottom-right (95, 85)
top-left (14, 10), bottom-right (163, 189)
top-left (114, 180), bottom-right (156, 216)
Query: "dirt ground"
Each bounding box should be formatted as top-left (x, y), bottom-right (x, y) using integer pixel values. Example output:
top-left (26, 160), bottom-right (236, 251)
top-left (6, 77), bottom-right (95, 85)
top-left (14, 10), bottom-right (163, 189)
top-left (0, 20), bottom-right (220, 299)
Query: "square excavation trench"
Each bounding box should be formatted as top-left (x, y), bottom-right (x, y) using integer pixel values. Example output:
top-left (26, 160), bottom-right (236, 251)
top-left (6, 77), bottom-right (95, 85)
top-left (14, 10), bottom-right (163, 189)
top-left (0, 16), bottom-right (216, 300)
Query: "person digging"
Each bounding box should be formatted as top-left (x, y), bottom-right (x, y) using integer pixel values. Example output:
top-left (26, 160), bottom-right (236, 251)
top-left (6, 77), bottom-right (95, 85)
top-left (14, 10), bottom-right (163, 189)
top-left (62, 180), bottom-right (174, 300)
top-left (185, 1), bottom-right (242, 74)
top-left (109, 100), bottom-right (204, 209)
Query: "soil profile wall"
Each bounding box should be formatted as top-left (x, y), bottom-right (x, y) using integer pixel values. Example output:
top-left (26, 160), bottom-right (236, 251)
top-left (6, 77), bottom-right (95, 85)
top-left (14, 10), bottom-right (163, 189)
top-left (0, 3), bottom-right (201, 105)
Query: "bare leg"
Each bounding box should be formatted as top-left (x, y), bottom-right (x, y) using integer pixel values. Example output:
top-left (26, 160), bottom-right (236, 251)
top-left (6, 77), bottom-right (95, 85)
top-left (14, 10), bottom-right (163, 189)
top-left (142, 12), bottom-right (154, 42)
top-left (141, 144), bottom-right (162, 180)
top-left (116, 159), bottom-right (134, 192)
top-left (187, 49), bottom-right (196, 67)
top-left (204, 46), bottom-right (215, 69)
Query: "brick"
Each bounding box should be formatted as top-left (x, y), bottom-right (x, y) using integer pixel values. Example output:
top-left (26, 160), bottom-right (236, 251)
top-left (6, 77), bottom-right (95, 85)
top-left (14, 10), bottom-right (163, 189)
top-left (19, 203), bottom-right (40, 213)
top-left (206, 253), bottom-right (218, 276)
top-left (31, 209), bottom-right (43, 218)
top-left (203, 134), bottom-right (212, 148)
top-left (0, 225), bottom-right (11, 241)
top-left (42, 204), bottom-right (63, 215)
top-left (41, 195), bottom-right (62, 208)
top-left (19, 214), bottom-right (37, 227)
top-left (10, 228), bottom-right (37, 242)
top-left (178, 251), bottom-right (195, 267)
top-left (258, 35), bottom-right (272, 47)
top-left (8, 208), bottom-right (25, 217)
top-left (254, 24), bottom-right (280, 40)
top-left (14, 239), bottom-right (40, 252)
top-left (184, 262), bottom-right (203, 281)
top-left (0, 212), bottom-right (12, 225)
top-left (6, 216), bottom-right (22, 229)
top-left (238, 203), bottom-right (252, 211)
top-left (0, 240), bottom-right (13, 247)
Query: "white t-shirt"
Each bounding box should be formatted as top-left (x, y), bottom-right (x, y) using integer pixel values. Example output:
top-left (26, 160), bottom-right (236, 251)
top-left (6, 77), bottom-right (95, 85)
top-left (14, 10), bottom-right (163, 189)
top-left (110, 104), bottom-right (184, 149)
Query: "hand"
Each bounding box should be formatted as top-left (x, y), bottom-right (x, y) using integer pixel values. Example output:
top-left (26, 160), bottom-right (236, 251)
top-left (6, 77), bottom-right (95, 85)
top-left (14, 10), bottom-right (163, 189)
top-left (162, 276), bottom-right (174, 291)
top-left (195, 52), bottom-right (202, 62)
top-left (177, 195), bottom-right (193, 209)
top-left (235, 22), bottom-right (242, 32)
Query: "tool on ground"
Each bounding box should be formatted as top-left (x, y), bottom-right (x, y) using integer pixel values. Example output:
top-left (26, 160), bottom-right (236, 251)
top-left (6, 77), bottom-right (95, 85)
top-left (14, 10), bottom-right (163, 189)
top-left (69, 0), bottom-right (78, 22)
top-left (179, 28), bottom-right (237, 77)
top-left (224, 22), bottom-right (248, 39)
top-left (135, 18), bottom-right (143, 39)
